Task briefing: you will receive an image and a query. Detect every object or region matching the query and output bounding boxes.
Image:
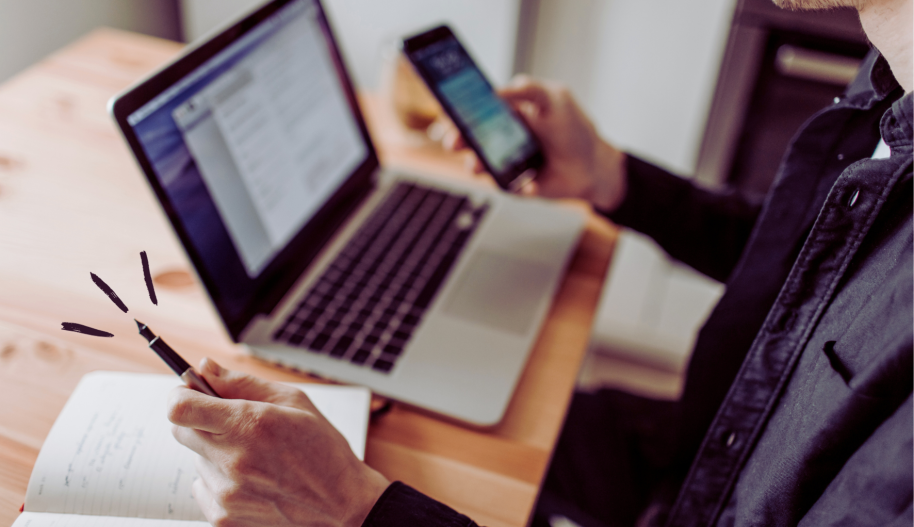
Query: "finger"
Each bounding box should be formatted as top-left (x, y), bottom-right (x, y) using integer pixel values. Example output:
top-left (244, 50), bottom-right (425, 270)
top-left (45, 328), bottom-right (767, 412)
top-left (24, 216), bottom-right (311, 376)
top-left (499, 78), bottom-right (551, 113)
top-left (195, 454), bottom-right (223, 482)
top-left (442, 127), bottom-right (467, 151)
top-left (192, 475), bottom-right (228, 525)
top-left (472, 156), bottom-right (485, 174)
top-left (172, 423), bottom-right (213, 456)
top-left (463, 152), bottom-right (486, 174)
top-left (428, 117), bottom-right (457, 144)
top-left (199, 358), bottom-right (309, 408)
top-left (167, 385), bottom-right (236, 433)
top-left (518, 179), bottom-right (540, 197)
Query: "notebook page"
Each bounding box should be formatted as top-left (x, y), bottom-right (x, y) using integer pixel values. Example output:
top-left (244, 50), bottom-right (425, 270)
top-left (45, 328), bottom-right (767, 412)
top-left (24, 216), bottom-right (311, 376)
top-left (288, 383), bottom-right (370, 460)
top-left (25, 373), bottom-right (204, 520)
top-left (25, 372), bottom-right (371, 520)
top-left (11, 511), bottom-right (208, 527)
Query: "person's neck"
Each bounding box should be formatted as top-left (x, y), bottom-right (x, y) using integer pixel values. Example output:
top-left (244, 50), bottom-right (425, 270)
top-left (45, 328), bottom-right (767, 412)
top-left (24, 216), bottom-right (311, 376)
top-left (859, 0), bottom-right (913, 93)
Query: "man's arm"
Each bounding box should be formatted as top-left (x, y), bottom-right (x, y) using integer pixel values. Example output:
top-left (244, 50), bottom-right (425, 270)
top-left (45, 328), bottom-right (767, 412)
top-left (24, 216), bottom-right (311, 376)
top-left (606, 156), bottom-right (762, 282)
top-left (451, 77), bottom-right (763, 282)
top-left (167, 359), bottom-right (478, 527)
top-left (363, 482), bottom-right (480, 527)
top-left (167, 358), bottom-right (389, 527)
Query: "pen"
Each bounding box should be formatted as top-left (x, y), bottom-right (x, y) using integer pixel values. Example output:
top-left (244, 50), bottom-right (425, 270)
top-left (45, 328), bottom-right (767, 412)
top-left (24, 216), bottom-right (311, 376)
top-left (134, 319), bottom-right (221, 398)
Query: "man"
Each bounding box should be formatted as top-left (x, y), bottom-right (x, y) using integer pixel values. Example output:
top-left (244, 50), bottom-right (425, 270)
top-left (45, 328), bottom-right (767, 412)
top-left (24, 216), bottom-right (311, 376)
top-left (166, 0), bottom-right (913, 525)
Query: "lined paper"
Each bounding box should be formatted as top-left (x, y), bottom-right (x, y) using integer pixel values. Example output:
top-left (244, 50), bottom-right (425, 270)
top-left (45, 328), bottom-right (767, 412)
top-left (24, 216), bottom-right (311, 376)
top-left (25, 373), bottom-right (205, 521)
top-left (12, 511), bottom-right (208, 527)
top-left (22, 371), bottom-right (370, 523)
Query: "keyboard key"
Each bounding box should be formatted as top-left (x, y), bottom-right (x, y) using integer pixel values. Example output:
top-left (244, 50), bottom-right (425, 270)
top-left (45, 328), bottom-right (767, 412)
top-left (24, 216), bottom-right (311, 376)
top-left (329, 336), bottom-right (353, 358)
top-left (351, 349), bottom-right (371, 365)
top-left (372, 359), bottom-right (394, 373)
top-left (272, 182), bottom-right (487, 375)
top-left (310, 333), bottom-right (331, 351)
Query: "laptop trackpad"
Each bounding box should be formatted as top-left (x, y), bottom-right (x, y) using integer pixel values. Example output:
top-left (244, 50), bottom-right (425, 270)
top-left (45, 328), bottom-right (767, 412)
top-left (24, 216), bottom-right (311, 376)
top-left (443, 251), bottom-right (553, 335)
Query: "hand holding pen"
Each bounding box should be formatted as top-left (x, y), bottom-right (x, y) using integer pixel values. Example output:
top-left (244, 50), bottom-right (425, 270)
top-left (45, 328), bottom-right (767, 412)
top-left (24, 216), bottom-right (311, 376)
top-left (135, 319), bottom-right (220, 397)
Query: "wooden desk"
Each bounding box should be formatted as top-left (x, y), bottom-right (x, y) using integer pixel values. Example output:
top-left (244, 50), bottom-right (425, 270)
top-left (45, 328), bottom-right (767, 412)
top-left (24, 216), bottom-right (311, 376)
top-left (0, 29), bottom-right (617, 527)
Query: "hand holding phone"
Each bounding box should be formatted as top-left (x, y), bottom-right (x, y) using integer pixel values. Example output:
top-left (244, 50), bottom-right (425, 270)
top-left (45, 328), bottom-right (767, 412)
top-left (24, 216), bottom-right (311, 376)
top-left (402, 25), bottom-right (544, 191)
top-left (497, 77), bottom-right (628, 211)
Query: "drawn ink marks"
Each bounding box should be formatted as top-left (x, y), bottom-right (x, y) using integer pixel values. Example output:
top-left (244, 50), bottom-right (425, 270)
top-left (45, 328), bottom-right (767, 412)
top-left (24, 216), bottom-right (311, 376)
top-left (141, 251), bottom-right (158, 305)
top-left (91, 272), bottom-right (129, 313)
top-left (60, 323), bottom-right (114, 338)
top-left (61, 251), bottom-right (158, 337)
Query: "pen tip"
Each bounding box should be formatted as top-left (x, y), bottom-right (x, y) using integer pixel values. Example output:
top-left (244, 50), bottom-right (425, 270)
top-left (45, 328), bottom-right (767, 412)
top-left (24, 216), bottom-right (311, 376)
top-left (134, 319), bottom-right (144, 330)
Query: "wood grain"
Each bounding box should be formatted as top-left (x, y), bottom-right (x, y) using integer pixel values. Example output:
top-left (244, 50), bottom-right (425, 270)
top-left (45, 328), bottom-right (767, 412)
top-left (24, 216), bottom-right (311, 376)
top-left (0, 28), bottom-right (617, 527)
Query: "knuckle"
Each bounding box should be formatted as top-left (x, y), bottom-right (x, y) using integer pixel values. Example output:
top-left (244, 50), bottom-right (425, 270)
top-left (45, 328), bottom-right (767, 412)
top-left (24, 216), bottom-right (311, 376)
top-left (222, 455), bottom-right (250, 480)
top-left (253, 402), bottom-right (277, 425)
top-left (290, 390), bottom-right (311, 409)
top-left (167, 394), bottom-right (193, 425)
top-left (243, 404), bottom-right (269, 431)
top-left (227, 402), bottom-right (259, 436)
top-left (215, 481), bottom-right (247, 508)
top-left (209, 512), bottom-right (235, 527)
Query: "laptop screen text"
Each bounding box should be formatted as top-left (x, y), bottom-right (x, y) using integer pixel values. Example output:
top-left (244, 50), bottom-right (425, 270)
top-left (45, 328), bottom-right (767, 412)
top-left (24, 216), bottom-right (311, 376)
top-left (128, 0), bottom-right (367, 278)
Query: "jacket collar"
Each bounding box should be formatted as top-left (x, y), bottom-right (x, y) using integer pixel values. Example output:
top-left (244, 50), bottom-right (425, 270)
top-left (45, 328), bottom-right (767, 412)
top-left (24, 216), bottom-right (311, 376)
top-left (844, 50), bottom-right (902, 110)
top-left (880, 93), bottom-right (912, 152)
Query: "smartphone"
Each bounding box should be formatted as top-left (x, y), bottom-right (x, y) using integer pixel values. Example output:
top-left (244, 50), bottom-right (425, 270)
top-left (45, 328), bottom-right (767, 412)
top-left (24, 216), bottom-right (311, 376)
top-left (402, 25), bottom-right (544, 191)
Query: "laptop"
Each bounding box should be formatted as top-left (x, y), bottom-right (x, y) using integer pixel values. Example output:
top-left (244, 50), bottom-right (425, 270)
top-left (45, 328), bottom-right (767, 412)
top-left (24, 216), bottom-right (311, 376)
top-left (109, 0), bottom-right (584, 426)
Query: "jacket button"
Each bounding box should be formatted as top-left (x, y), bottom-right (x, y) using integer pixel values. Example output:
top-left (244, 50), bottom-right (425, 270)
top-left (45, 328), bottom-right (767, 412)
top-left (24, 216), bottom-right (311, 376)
top-left (837, 153), bottom-right (845, 161)
top-left (847, 189), bottom-right (860, 208)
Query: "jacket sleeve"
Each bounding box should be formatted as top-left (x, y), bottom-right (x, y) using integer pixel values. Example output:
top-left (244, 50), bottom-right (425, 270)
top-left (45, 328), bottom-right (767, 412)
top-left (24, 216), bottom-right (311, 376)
top-left (603, 155), bottom-right (763, 282)
top-left (362, 481), bottom-right (481, 527)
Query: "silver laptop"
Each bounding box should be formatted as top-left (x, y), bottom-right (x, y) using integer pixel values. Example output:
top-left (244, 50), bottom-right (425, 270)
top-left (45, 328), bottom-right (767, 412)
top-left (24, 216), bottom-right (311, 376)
top-left (110, 0), bottom-right (584, 426)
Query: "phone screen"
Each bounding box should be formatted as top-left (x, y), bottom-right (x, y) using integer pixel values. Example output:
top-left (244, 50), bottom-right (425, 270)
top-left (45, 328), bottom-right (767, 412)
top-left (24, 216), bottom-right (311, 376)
top-left (405, 30), bottom-right (542, 188)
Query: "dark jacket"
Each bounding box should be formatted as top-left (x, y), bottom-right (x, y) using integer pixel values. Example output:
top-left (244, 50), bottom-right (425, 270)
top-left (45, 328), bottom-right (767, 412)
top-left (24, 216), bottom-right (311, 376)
top-left (361, 51), bottom-right (913, 527)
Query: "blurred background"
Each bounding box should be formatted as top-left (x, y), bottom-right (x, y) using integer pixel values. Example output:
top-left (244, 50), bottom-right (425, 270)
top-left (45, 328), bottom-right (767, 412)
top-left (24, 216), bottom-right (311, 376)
top-left (0, 0), bottom-right (869, 393)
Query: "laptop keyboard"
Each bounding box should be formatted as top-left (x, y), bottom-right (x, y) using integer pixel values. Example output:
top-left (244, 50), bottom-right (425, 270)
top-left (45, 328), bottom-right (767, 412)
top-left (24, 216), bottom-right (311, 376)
top-left (272, 182), bottom-right (488, 373)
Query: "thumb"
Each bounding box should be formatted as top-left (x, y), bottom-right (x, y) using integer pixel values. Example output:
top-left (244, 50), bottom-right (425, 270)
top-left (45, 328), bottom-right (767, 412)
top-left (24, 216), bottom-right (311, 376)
top-left (517, 179), bottom-right (540, 197)
top-left (499, 91), bottom-right (549, 138)
top-left (499, 77), bottom-right (551, 116)
top-left (198, 358), bottom-right (306, 407)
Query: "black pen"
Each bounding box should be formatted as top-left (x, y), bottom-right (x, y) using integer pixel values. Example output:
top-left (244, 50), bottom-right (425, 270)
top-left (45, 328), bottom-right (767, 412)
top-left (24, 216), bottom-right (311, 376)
top-left (134, 319), bottom-right (221, 398)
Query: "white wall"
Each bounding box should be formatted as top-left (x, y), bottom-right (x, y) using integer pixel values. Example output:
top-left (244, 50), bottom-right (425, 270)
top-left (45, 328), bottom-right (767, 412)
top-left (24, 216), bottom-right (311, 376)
top-left (0, 0), bottom-right (180, 83)
top-left (0, 0), bottom-right (735, 177)
top-left (181, 0), bottom-right (522, 89)
top-left (528, 0), bottom-right (737, 176)
top-left (182, 0), bottom-right (736, 176)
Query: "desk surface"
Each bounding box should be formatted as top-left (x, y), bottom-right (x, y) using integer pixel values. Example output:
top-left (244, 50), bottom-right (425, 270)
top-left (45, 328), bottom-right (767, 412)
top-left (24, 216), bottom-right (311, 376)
top-left (0, 29), bottom-right (617, 527)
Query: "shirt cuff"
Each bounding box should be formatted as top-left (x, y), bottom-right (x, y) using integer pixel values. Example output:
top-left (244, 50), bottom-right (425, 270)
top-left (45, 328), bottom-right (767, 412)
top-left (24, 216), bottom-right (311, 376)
top-left (603, 155), bottom-right (688, 228)
top-left (361, 481), bottom-right (478, 527)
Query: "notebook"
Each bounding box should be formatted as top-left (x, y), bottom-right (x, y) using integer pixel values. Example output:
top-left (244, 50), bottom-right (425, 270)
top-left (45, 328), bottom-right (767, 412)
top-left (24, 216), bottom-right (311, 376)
top-left (12, 371), bottom-right (370, 527)
top-left (109, 0), bottom-right (584, 426)
top-left (589, 230), bottom-right (725, 372)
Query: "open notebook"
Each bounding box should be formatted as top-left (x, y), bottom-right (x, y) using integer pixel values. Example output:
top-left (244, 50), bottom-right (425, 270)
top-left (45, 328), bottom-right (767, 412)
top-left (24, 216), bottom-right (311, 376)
top-left (589, 230), bottom-right (725, 372)
top-left (13, 371), bottom-right (371, 527)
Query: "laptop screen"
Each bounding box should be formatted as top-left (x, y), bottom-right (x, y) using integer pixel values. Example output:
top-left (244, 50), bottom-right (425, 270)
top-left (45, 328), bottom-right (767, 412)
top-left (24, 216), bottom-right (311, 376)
top-left (115, 0), bottom-right (377, 339)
